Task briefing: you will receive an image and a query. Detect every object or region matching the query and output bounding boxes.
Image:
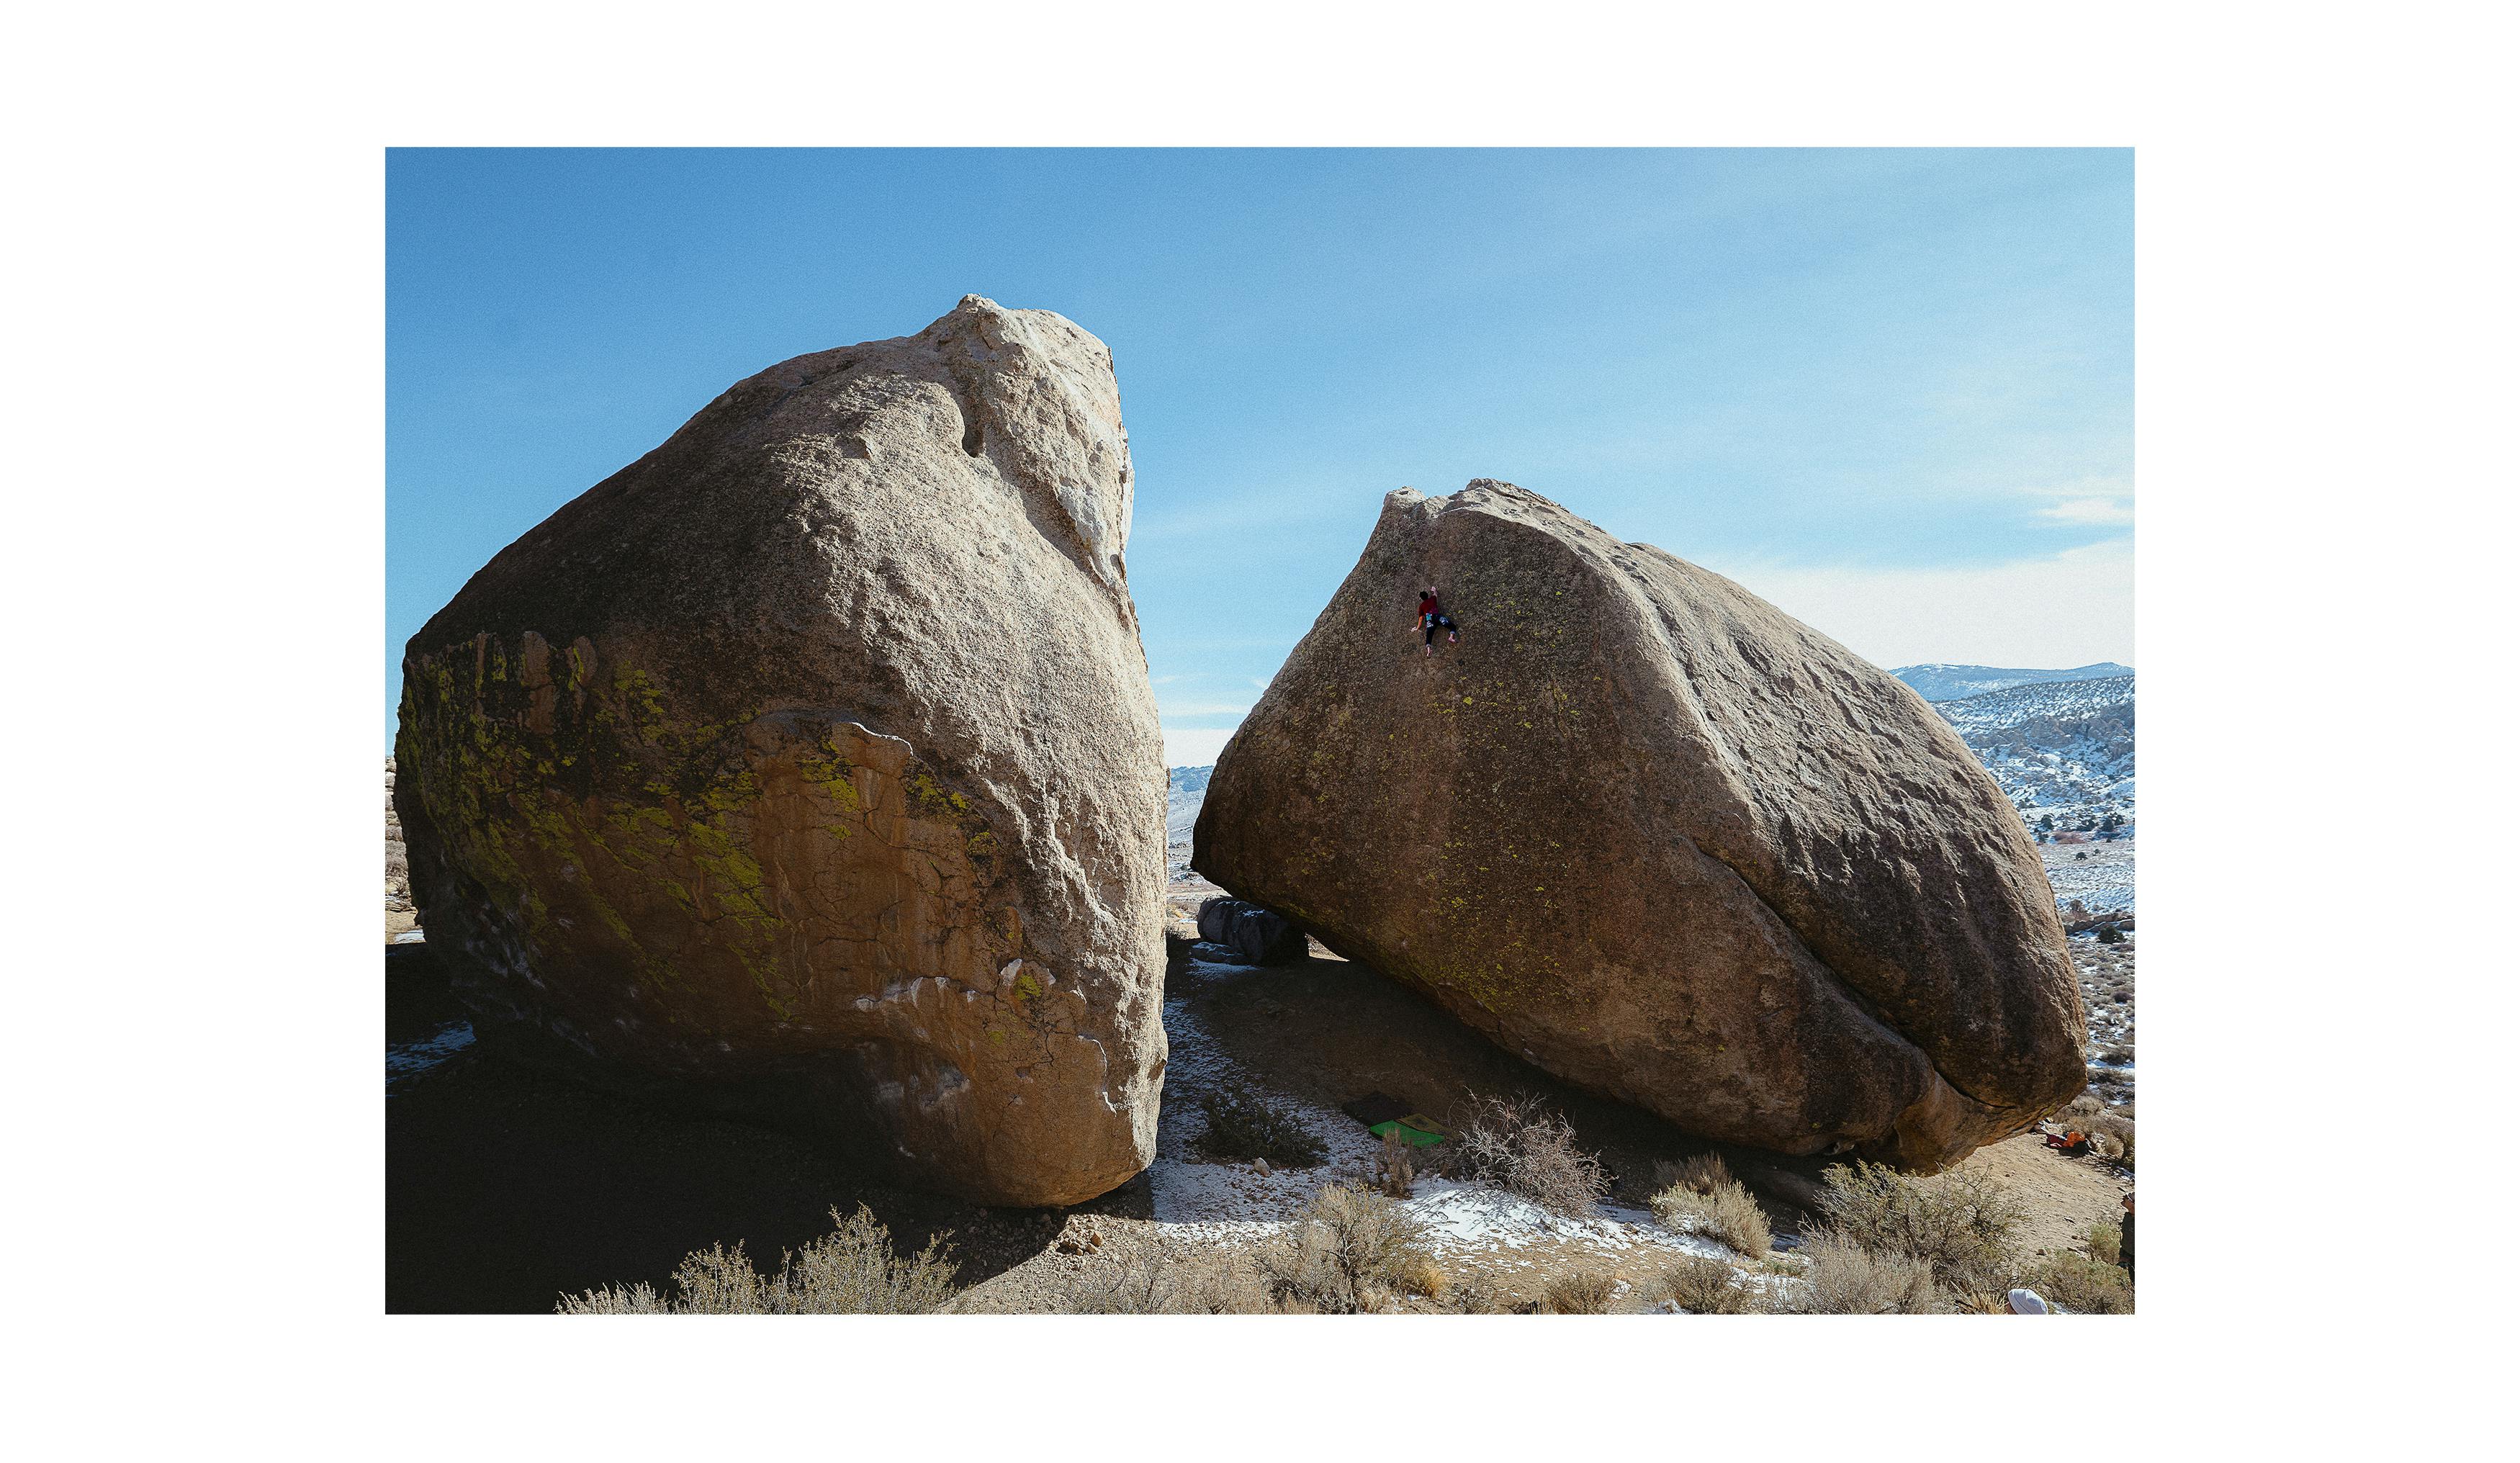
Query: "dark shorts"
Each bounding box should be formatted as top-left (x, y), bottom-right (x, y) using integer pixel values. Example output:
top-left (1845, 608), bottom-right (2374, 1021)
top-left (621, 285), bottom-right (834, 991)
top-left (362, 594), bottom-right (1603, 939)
top-left (1423, 613), bottom-right (1454, 643)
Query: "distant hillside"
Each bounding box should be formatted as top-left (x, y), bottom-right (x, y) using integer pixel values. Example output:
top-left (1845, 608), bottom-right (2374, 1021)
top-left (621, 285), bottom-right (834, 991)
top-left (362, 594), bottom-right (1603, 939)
top-left (1892, 661), bottom-right (2133, 703)
top-left (1935, 675), bottom-right (2134, 737)
top-left (1930, 675), bottom-right (2135, 836)
top-left (1166, 766), bottom-right (1212, 873)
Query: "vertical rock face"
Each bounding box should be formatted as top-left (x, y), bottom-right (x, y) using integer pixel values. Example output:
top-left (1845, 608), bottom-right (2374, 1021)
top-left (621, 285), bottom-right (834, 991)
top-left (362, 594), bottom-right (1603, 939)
top-left (1193, 481), bottom-right (2085, 1171)
top-left (395, 297), bottom-right (1166, 1206)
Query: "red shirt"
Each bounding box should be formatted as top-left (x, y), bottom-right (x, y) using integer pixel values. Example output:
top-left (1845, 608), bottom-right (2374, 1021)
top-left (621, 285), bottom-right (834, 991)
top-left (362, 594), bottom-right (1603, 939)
top-left (1418, 594), bottom-right (1441, 621)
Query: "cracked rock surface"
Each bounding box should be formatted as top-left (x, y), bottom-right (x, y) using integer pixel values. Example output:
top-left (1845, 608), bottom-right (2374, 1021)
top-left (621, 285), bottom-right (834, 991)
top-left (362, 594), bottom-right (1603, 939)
top-left (1193, 481), bottom-right (2084, 1170)
top-left (395, 296), bottom-right (1166, 1206)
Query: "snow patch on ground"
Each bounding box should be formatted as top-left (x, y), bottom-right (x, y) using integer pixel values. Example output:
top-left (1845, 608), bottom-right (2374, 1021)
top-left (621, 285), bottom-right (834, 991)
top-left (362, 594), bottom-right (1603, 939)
top-left (1404, 1179), bottom-right (1730, 1261)
top-left (2043, 839), bottom-right (2136, 914)
top-left (1146, 954), bottom-right (1383, 1228)
top-left (1143, 950), bottom-right (1751, 1276)
top-left (387, 1020), bottom-right (475, 1092)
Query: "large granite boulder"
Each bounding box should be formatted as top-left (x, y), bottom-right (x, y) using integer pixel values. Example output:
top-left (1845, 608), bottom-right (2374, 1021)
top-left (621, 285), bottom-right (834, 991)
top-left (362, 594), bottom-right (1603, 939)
top-left (1195, 896), bottom-right (1308, 966)
top-left (395, 296), bottom-right (1166, 1206)
top-left (1193, 481), bottom-right (2085, 1170)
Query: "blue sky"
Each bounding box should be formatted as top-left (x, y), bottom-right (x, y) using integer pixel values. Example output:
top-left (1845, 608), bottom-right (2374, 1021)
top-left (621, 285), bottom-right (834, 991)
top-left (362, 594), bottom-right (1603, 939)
top-left (390, 148), bottom-right (2132, 765)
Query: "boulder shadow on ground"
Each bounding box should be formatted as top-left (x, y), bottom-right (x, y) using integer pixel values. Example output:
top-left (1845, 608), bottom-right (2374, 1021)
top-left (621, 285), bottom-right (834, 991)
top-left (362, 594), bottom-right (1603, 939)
top-left (1179, 942), bottom-right (1840, 1218)
top-left (385, 945), bottom-right (1142, 1315)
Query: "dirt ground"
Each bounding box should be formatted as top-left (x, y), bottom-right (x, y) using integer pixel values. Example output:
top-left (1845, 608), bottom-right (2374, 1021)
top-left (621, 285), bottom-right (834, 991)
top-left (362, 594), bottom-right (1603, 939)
top-left (1959, 1130), bottom-right (2129, 1264)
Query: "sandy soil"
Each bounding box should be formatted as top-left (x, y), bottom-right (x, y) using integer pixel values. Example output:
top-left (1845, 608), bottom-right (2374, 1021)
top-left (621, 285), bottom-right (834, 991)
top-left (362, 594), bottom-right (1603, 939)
top-left (1952, 1130), bottom-right (2129, 1261)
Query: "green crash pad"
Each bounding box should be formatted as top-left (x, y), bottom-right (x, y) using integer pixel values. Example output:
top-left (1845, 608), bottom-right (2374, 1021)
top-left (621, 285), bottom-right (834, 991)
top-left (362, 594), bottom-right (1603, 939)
top-left (1367, 1116), bottom-right (1450, 1148)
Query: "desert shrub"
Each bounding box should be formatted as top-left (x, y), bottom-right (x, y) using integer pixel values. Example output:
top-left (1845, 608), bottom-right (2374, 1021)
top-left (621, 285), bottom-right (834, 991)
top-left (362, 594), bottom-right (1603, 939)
top-left (1453, 1093), bottom-right (1609, 1217)
top-left (2086, 1112), bottom-right (2136, 1168)
top-left (1648, 1151), bottom-right (1770, 1255)
top-left (560, 1281), bottom-right (667, 1313)
top-left (1650, 1174), bottom-right (1773, 1259)
top-left (1814, 1161), bottom-right (2027, 1301)
top-left (1256, 1183), bottom-right (1440, 1313)
top-left (1432, 1272), bottom-right (1508, 1313)
top-left (2063, 1092), bottom-right (2105, 1119)
top-left (2080, 1217), bottom-right (2122, 1266)
top-left (1195, 1081), bottom-right (1327, 1169)
top-left (1783, 1230), bottom-right (1945, 1314)
top-left (559, 1205), bottom-right (960, 1314)
top-left (1366, 1125), bottom-right (1419, 1198)
top-left (1650, 1253), bottom-right (1760, 1314)
top-left (2028, 1251), bottom-right (2133, 1313)
top-left (2096, 926), bottom-right (2123, 944)
top-left (1650, 1151), bottom-right (1735, 1197)
top-left (1758, 1253), bottom-right (1807, 1277)
top-left (1052, 1242), bottom-right (1273, 1314)
top-left (1542, 1269), bottom-right (1622, 1314)
top-left (1390, 1251), bottom-right (1449, 1301)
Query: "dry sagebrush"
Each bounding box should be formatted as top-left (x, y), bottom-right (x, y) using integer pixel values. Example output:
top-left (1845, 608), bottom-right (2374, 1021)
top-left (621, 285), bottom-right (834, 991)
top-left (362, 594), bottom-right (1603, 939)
top-left (1049, 1241), bottom-right (1276, 1314)
top-left (557, 1204), bottom-right (960, 1315)
top-left (1542, 1269), bottom-right (1623, 1314)
top-left (1782, 1229), bottom-right (1945, 1314)
top-left (1812, 1161), bottom-right (2027, 1302)
top-left (2027, 1249), bottom-right (2133, 1314)
top-left (1647, 1253), bottom-right (1763, 1314)
top-left (1256, 1182), bottom-right (1444, 1313)
top-left (1452, 1094), bottom-right (1608, 1218)
top-left (1647, 1153), bottom-right (1773, 1259)
top-left (1194, 1080), bottom-right (1328, 1169)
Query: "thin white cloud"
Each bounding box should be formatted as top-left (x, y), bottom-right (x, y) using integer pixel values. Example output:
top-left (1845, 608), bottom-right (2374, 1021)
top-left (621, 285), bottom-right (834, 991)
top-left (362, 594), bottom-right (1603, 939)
top-left (2038, 496), bottom-right (2136, 526)
top-left (2023, 474), bottom-right (2134, 526)
top-left (1704, 537), bottom-right (2133, 672)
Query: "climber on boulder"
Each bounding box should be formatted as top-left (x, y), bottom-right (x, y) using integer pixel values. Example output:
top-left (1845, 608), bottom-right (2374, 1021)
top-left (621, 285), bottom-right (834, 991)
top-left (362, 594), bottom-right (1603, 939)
top-left (1415, 586), bottom-right (1458, 657)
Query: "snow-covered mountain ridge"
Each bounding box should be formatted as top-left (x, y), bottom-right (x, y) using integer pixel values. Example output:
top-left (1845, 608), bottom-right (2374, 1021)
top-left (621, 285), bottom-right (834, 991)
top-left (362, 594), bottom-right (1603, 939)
top-left (1891, 661), bottom-right (2133, 703)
